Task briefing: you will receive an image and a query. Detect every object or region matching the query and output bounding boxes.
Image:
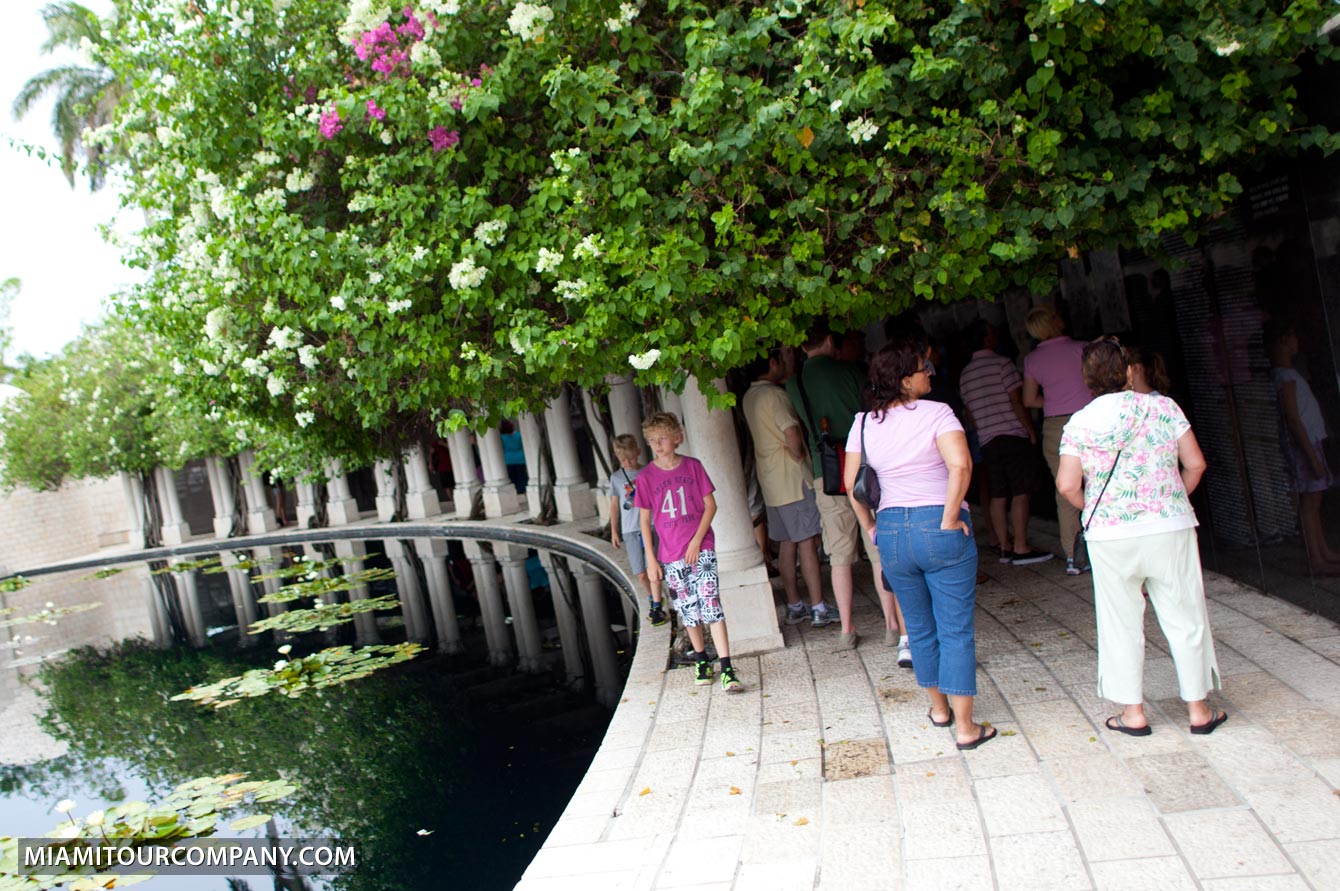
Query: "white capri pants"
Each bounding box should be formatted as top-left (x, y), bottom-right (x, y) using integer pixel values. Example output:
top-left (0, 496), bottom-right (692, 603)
top-left (1088, 527), bottom-right (1221, 705)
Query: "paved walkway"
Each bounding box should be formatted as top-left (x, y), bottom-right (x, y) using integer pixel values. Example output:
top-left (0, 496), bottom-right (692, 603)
top-left (518, 530), bottom-right (1340, 890)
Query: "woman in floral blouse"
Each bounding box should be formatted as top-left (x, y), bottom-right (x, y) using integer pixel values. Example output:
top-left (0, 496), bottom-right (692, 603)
top-left (1056, 339), bottom-right (1226, 737)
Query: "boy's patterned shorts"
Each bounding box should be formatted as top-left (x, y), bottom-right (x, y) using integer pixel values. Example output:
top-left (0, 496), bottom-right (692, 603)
top-left (662, 550), bottom-right (724, 628)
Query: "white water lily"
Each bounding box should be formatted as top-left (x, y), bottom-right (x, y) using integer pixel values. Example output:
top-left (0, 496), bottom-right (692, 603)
top-left (55, 799), bottom-right (76, 814)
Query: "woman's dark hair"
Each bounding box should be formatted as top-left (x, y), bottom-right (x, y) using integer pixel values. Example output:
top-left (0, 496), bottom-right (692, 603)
top-left (1130, 345), bottom-right (1171, 394)
top-left (1081, 338), bottom-right (1129, 396)
top-left (867, 331), bottom-right (930, 415)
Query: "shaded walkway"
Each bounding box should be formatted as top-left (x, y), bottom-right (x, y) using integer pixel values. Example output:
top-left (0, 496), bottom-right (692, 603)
top-left (520, 528), bottom-right (1340, 890)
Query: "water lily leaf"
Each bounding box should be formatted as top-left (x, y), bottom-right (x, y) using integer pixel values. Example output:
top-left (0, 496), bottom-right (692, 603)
top-left (228, 814), bottom-right (272, 831)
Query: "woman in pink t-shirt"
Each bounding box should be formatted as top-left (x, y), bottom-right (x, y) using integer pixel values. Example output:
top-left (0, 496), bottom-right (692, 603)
top-left (845, 334), bottom-right (995, 751)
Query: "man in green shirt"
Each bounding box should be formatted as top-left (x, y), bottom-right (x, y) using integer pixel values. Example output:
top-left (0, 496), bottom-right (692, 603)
top-left (787, 324), bottom-right (910, 662)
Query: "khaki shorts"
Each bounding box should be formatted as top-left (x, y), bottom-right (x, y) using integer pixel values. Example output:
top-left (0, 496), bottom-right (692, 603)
top-left (813, 477), bottom-right (880, 569)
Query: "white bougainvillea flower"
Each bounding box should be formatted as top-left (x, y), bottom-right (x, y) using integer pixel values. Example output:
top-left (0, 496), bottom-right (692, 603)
top-left (628, 349), bottom-right (661, 370)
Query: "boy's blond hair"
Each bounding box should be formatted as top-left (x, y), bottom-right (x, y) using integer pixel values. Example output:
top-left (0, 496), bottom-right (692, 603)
top-left (612, 434), bottom-right (640, 458)
top-left (1025, 305), bottom-right (1065, 341)
top-left (641, 411), bottom-right (683, 438)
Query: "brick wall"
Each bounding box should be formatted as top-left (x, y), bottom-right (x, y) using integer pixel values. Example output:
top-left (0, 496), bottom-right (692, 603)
top-left (0, 476), bottom-right (134, 574)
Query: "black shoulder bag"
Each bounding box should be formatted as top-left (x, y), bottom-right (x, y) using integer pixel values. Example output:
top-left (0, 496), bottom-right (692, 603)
top-left (794, 364), bottom-right (845, 496)
top-left (850, 413), bottom-right (881, 510)
top-left (1073, 448), bottom-right (1122, 566)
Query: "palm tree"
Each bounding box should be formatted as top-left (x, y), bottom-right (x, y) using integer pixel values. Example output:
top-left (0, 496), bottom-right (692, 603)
top-left (12, 2), bottom-right (122, 191)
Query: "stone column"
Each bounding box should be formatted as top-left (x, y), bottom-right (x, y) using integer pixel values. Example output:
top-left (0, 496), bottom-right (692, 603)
top-left (416, 538), bottom-right (463, 654)
top-left (325, 460), bottom-right (362, 525)
top-left (173, 564), bottom-right (207, 648)
top-left (465, 541), bottom-right (512, 665)
top-left (537, 552), bottom-right (584, 684)
top-left (251, 545), bottom-right (291, 645)
top-left (679, 375), bottom-right (782, 655)
top-left (497, 544), bottom-right (544, 673)
top-left (222, 551), bottom-right (259, 645)
top-left (544, 390), bottom-right (596, 521)
top-left (572, 561), bottom-right (622, 708)
top-left (402, 445), bottom-right (442, 519)
top-left (518, 413), bottom-right (548, 518)
top-left (294, 481), bottom-right (319, 529)
top-left (383, 539), bottom-right (431, 644)
top-left (479, 428), bottom-right (521, 517)
top-left (581, 389), bottom-right (613, 527)
top-left (607, 374), bottom-right (646, 455)
top-left (236, 450), bottom-right (278, 533)
top-left (448, 430), bottom-right (481, 518)
top-left (374, 459), bottom-right (399, 523)
top-left (156, 466), bottom-right (192, 546)
top-left (659, 386), bottom-right (690, 453)
top-left (120, 471), bottom-right (147, 549)
top-left (203, 457), bottom-right (236, 539)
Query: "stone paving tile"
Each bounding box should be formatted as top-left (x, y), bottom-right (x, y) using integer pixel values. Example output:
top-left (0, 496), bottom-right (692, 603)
top-left (1164, 809), bottom-right (1294, 879)
top-left (990, 830), bottom-right (1091, 889)
top-left (821, 737), bottom-right (890, 781)
top-left (655, 834), bottom-right (743, 887)
top-left (1239, 778), bottom-right (1340, 843)
top-left (1263, 612), bottom-right (1340, 640)
top-left (739, 814), bottom-right (821, 864)
top-left (816, 824), bottom-right (901, 890)
top-left (900, 800), bottom-right (987, 859)
top-left (1012, 698), bottom-right (1106, 759)
top-left (820, 708), bottom-right (886, 742)
top-left (1282, 838), bottom-right (1340, 889)
top-left (902, 855), bottom-right (993, 891)
top-left (893, 756), bottom-right (973, 805)
top-left (822, 774), bottom-right (899, 825)
top-left (1125, 751), bottom-right (1240, 813)
top-left (733, 859), bottom-right (818, 891)
top-left (1199, 876), bottom-right (1311, 890)
top-left (757, 756), bottom-right (823, 784)
top-left (760, 729), bottom-right (824, 765)
top-left (958, 722), bottom-right (1045, 780)
top-left (752, 778), bottom-right (822, 819)
top-left (1194, 724), bottom-right (1318, 788)
top-left (1068, 797), bottom-right (1176, 861)
top-left (1045, 752), bottom-right (1146, 803)
top-left (645, 718), bottom-right (705, 752)
top-left (1088, 857), bottom-right (1198, 891)
top-left (974, 773), bottom-right (1068, 836)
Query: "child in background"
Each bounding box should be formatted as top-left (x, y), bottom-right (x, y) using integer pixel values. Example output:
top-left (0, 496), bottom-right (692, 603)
top-left (635, 412), bottom-right (744, 692)
top-left (609, 434), bottom-right (667, 626)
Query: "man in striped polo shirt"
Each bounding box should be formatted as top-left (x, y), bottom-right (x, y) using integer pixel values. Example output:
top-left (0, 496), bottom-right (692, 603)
top-left (959, 321), bottom-right (1053, 566)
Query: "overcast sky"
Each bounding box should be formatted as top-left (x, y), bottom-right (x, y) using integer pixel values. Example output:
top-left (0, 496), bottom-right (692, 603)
top-left (0, 0), bottom-right (135, 361)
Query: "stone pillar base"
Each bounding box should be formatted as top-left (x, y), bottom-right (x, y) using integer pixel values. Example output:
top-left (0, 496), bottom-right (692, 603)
top-left (213, 517), bottom-right (233, 539)
top-left (483, 486), bottom-right (521, 518)
top-left (404, 489), bottom-right (442, 520)
top-left (375, 496), bottom-right (397, 523)
top-left (160, 522), bottom-right (192, 546)
top-left (719, 562), bottom-right (783, 656)
top-left (452, 484), bottom-right (480, 519)
top-left (553, 483), bottom-right (596, 522)
top-left (326, 497), bottom-right (361, 526)
top-left (248, 508), bottom-right (279, 533)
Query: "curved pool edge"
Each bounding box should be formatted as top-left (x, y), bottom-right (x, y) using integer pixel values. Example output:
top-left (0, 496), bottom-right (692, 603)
top-left (3, 513), bottom-right (674, 889)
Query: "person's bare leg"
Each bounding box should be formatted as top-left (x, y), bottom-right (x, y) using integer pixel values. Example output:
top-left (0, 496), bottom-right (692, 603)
top-left (1011, 494), bottom-right (1032, 553)
top-left (799, 536), bottom-right (824, 606)
top-left (873, 570), bottom-right (904, 633)
top-left (978, 465), bottom-right (998, 547)
top-left (1117, 701), bottom-right (1148, 730)
top-left (754, 519), bottom-right (771, 569)
top-left (989, 497), bottom-right (1010, 554)
top-left (686, 623), bottom-right (707, 653)
top-left (1300, 492), bottom-right (1340, 567)
top-left (948, 693), bottom-right (991, 745)
top-left (831, 563), bottom-right (855, 633)
top-left (707, 619), bottom-right (731, 659)
top-left (778, 539), bottom-right (800, 606)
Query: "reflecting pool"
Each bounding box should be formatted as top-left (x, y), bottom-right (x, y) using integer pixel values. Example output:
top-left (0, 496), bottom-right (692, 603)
top-left (0, 537), bottom-right (633, 890)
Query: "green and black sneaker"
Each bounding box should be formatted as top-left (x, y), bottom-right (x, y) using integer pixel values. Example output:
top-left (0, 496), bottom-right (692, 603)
top-left (692, 660), bottom-right (713, 685)
top-left (719, 666), bottom-right (744, 693)
top-left (648, 605), bottom-right (668, 626)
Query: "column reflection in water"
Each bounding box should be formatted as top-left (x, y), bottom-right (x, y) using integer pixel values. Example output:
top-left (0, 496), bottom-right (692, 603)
top-left (497, 544), bottom-right (544, 673)
top-left (416, 537), bottom-right (464, 654)
top-left (466, 541), bottom-right (513, 666)
top-left (384, 539), bottom-right (431, 645)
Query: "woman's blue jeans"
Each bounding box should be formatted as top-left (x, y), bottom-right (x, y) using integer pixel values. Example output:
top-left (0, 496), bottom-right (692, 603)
top-left (876, 506), bottom-right (979, 696)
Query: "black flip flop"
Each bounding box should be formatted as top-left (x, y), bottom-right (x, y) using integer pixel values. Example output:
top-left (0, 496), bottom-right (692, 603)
top-left (1190, 711), bottom-right (1228, 735)
top-left (927, 707), bottom-right (953, 728)
top-left (956, 724), bottom-right (997, 750)
top-left (1105, 715), bottom-right (1152, 737)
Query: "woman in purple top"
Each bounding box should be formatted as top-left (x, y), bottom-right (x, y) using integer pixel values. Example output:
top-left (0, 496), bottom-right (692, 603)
top-left (1021, 305), bottom-right (1094, 575)
top-left (845, 333), bottom-right (995, 750)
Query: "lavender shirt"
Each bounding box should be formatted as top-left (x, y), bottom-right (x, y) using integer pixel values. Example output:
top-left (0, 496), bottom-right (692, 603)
top-left (846, 402), bottom-right (966, 510)
top-left (1023, 336), bottom-right (1093, 417)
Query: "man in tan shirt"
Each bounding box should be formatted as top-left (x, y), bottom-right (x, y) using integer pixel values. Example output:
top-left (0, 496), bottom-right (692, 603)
top-left (741, 348), bottom-right (836, 629)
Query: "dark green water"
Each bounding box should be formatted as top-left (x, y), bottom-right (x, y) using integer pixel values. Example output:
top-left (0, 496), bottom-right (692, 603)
top-left (0, 548), bottom-right (624, 890)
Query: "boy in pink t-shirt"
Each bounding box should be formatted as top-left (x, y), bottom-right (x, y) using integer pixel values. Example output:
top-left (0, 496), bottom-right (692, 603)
top-left (635, 411), bottom-right (743, 693)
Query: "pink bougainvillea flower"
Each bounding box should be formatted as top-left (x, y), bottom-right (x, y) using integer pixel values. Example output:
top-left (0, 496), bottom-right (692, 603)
top-left (319, 107), bottom-right (343, 139)
top-left (470, 77), bottom-right (482, 87)
top-left (366, 99), bottom-right (386, 121)
top-left (427, 126), bottom-right (460, 152)
top-left (397, 8), bottom-right (425, 41)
